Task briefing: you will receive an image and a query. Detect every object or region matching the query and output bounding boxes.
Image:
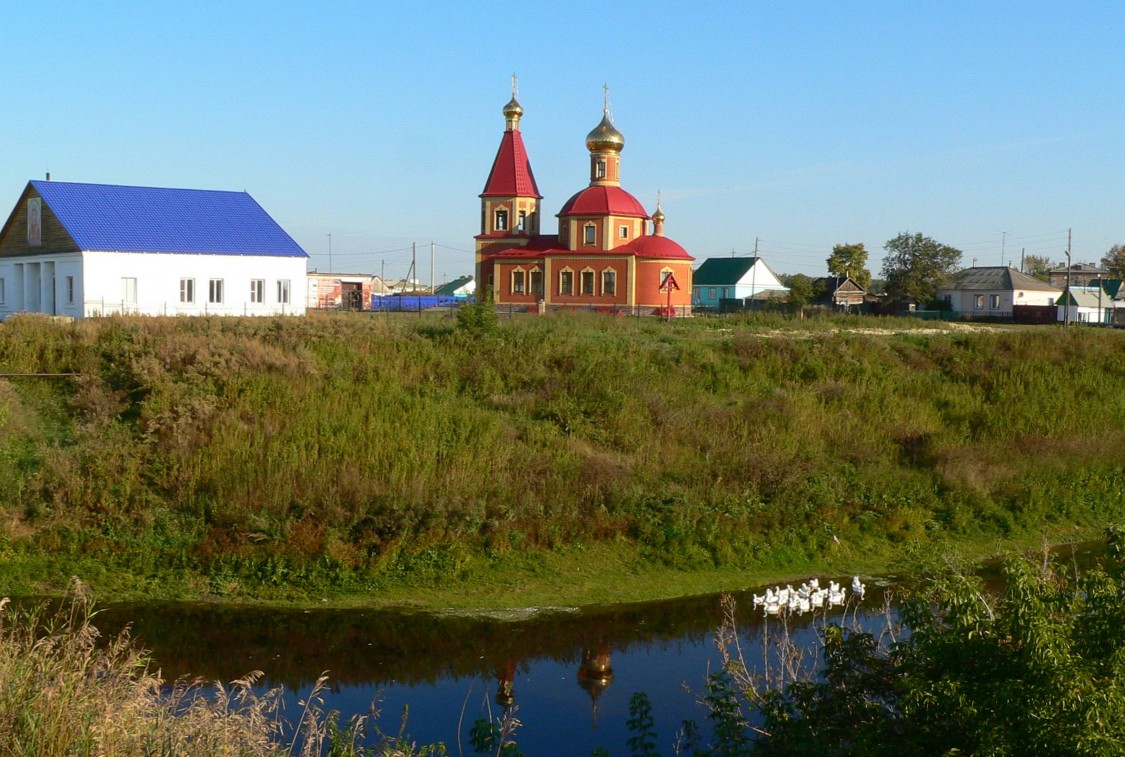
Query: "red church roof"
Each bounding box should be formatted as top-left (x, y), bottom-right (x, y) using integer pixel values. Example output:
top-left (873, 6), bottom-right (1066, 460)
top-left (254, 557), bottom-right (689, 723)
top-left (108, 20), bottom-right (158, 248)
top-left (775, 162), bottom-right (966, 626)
top-left (557, 186), bottom-right (648, 218)
top-left (618, 234), bottom-right (693, 260)
top-left (481, 130), bottom-right (541, 198)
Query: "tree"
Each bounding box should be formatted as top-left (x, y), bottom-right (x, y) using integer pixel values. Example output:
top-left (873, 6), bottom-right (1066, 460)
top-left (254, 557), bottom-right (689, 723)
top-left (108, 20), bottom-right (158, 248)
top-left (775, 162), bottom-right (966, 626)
top-left (1023, 254), bottom-right (1055, 281)
top-left (1101, 244), bottom-right (1125, 278)
top-left (781, 273), bottom-right (815, 306)
top-left (881, 232), bottom-right (962, 306)
top-left (826, 243), bottom-right (872, 290)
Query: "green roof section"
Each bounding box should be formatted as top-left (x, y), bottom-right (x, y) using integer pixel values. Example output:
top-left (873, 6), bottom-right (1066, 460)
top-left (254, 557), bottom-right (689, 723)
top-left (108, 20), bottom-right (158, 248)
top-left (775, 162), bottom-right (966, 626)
top-left (693, 257), bottom-right (759, 286)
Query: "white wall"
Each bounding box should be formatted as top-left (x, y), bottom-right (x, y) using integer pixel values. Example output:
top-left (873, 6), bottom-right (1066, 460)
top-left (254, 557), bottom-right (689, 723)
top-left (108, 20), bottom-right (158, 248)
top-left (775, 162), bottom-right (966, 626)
top-left (81, 251), bottom-right (307, 317)
top-left (0, 253), bottom-right (84, 319)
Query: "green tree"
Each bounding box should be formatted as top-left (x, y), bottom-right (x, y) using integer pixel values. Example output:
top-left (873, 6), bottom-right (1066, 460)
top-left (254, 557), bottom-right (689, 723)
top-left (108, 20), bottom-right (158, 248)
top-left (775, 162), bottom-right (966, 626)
top-left (881, 232), bottom-right (962, 306)
top-left (1023, 253), bottom-right (1055, 281)
top-left (826, 243), bottom-right (872, 290)
top-left (781, 273), bottom-right (815, 306)
top-left (1101, 244), bottom-right (1125, 278)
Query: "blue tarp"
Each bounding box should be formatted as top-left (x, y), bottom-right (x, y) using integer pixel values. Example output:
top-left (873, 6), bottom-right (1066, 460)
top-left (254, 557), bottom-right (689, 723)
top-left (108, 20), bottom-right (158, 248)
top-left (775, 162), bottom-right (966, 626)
top-left (370, 295), bottom-right (463, 311)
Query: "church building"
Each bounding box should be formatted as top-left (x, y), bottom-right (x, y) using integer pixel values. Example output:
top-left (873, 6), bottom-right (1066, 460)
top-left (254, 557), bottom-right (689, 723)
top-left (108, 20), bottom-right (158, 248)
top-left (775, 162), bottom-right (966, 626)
top-left (474, 86), bottom-right (694, 315)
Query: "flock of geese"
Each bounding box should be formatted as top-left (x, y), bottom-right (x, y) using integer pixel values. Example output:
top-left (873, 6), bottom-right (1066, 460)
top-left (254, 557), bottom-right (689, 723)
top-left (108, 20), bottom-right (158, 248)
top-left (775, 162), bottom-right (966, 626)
top-left (752, 575), bottom-right (866, 616)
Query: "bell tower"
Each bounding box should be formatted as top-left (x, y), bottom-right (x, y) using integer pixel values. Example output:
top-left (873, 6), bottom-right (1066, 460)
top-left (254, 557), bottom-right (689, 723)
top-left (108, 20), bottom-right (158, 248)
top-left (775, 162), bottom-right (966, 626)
top-left (475, 75), bottom-right (542, 292)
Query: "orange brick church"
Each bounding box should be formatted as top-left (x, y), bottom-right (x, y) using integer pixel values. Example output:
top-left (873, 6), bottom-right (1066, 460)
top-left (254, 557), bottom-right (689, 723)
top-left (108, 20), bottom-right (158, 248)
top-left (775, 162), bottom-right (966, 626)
top-left (474, 84), bottom-right (694, 315)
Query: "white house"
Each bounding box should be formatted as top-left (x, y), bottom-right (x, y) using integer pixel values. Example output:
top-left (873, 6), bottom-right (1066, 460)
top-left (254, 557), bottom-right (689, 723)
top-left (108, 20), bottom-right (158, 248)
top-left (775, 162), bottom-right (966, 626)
top-left (936, 266), bottom-right (1059, 317)
top-left (1057, 285), bottom-right (1117, 325)
top-left (692, 257), bottom-right (788, 310)
top-left (0, 180), bottom-right (308, 319)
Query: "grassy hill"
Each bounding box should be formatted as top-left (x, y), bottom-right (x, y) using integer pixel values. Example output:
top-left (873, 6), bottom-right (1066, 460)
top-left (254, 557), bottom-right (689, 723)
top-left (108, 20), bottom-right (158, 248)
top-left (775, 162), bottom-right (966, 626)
top-left (1, 311), bottom-right (1123, 607)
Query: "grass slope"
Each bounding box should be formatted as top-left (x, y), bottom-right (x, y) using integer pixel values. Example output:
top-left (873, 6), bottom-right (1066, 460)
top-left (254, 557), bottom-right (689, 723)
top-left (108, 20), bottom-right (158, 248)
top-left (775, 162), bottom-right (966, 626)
top-left (1, 311), bottom-right (1123, 608)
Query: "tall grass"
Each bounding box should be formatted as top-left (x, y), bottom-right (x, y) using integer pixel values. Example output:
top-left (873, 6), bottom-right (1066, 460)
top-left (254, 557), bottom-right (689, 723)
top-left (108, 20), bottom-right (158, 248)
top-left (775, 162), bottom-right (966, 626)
top-left (0, 579), bottom-right (443, 755)
top-left (2, 312), bottom-right (1125, 598)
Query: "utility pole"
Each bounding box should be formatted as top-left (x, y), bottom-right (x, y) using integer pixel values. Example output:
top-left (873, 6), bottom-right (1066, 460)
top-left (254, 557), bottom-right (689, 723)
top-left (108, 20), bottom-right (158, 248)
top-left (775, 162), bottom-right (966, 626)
top-left (411, 243), bottom-right (417, 292)
top-left (999, 230), bottom-right (1008, 266)
top-left (1064, 228), bottom-right (1072, 327)
top-left (430, 241), bottom-right (435, 294)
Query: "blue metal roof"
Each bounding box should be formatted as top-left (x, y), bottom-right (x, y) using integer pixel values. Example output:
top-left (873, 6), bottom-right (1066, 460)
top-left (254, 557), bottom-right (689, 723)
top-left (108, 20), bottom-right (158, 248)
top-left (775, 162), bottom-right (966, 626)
top-left (29, 180), bottom-right (308, 257)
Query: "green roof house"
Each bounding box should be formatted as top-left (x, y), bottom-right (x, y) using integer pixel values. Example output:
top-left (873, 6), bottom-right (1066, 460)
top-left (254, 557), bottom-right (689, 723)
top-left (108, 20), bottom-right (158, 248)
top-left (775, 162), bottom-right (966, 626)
top-left (692, 257), bottom-right (787, 310)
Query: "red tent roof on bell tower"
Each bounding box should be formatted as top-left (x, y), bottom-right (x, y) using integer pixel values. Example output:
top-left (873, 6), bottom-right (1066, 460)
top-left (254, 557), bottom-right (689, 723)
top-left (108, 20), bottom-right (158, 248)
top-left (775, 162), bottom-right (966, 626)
top-left (481, 130), bottom-right (542, 199)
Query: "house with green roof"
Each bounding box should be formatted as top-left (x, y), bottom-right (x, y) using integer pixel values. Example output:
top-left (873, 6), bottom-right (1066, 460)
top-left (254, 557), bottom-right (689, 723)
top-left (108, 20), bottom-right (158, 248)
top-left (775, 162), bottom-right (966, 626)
top-left (692, 257), bottom-right (788, 310)
top-left (0, 180), bottom-right (308, 319)
top-left (433, 275), bottom-right (476, 298)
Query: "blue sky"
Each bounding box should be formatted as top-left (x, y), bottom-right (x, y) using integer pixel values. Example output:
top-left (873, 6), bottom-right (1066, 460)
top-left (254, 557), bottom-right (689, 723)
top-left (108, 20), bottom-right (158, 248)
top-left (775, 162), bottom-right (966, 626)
top-left (4, 1), bottom-right (1123, 282)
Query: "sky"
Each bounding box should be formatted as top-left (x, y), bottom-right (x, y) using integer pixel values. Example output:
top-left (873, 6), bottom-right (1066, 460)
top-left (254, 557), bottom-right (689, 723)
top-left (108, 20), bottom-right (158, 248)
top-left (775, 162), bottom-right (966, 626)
top-left (4, 1), bottom-right (1124, 283)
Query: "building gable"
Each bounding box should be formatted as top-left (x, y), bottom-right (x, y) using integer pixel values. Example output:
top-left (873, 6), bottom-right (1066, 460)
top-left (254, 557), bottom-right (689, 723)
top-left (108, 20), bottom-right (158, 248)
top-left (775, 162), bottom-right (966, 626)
top-left (0, 183), bottom-right (81, 257)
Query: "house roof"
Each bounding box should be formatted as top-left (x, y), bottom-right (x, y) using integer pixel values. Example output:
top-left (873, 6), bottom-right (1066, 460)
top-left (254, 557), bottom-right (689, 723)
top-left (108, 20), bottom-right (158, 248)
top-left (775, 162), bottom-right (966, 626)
top-left (692, 257), bottom-right (760, 286)
top-left (480, 130), bottom-right (541, 198)
top-left (1049, 262), bottom-right (1105, 274)
top-left (1061, 288), bottom-right (1113, 308)
top-left (557, 186), bottom-right (648, 218)
top-left (433, 275), bottom-right (475, 296)
top-left (24, 180), bottom-right (307, 257)
top-left (812, 276), bottom-right (865, 294)
top-left (941, 266), bottom-right (1059, 292)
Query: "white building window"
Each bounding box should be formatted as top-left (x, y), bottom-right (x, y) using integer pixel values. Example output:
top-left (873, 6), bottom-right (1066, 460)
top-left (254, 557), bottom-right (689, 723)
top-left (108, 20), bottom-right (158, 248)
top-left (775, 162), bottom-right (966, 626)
top-left (209, 279), bottom-right (224, 304)
top-left (250, 279), bottom-right (265, 303)
top-left (0, 277), bottom-right (5, 304)
top-left (66, 276), bottom-right (74, 304)
top-left (180, 278), bottom-right (195, 304)
top-left (277, 279), bottom-right (291, 304)
top-left (122, 277), bottom-right (137, 304)
top-left (974, 294), bottom-right (984, 310)
top-left (990, 294), bottom-right (1000, 309)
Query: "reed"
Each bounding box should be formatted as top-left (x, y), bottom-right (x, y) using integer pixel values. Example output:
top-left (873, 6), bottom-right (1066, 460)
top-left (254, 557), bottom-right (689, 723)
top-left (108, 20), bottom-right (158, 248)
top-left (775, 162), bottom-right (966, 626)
top-left (0, 580), bottom-right (443, 755)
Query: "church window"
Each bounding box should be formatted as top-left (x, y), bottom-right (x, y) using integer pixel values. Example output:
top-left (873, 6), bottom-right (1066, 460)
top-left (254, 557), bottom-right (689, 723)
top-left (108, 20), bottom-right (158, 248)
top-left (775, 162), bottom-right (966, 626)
top-left (495, 209), bottom-right (508, 231)
top-left (581, 269), bottom-right (595, 295)
top-left (619, 225), bottom-right (629, 239)
top-left (518, 211), bottom-right (527, 231)
top-left (530, 268), bottom-right (544, 295)
top-left (596, 160), bottom-right (606, 179)
top-left (512, 268), bottom-right (526, 295)
top-left (559, 269), bottom-right (574, 296)
top-left (583, 225), bottom-right (596, 245)
top-left (602, 269), bottom-right (616, 296)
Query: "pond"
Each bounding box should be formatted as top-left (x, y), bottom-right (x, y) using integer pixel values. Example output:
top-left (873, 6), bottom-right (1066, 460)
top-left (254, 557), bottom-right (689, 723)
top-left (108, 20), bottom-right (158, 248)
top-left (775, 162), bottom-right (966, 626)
top-left (88, 576), bottom-right (893, 755)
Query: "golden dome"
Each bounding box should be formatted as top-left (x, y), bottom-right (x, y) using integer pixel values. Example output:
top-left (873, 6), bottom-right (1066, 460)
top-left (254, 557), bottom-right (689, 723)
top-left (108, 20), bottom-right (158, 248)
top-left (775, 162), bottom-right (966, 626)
top-left (503, 96), bottom-right (523, 119)
top-left (585, 113), bottom-right (625, 153)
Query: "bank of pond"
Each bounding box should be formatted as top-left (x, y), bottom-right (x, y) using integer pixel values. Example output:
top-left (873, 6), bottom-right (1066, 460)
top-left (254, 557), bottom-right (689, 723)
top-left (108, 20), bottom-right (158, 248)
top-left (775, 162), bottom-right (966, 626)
top-left (7, 535), bottom-right (1121, 755)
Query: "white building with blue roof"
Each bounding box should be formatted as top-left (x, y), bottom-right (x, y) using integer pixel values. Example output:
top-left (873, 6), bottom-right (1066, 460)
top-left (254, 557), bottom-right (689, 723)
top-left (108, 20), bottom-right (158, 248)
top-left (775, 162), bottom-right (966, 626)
top-left (0, 179), bottom-right (308, 318)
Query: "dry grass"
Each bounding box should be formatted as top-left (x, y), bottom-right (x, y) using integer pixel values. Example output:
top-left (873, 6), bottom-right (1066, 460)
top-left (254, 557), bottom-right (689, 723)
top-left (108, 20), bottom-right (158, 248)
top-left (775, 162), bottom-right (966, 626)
top-left (0, 579), bottom-right (440, 756)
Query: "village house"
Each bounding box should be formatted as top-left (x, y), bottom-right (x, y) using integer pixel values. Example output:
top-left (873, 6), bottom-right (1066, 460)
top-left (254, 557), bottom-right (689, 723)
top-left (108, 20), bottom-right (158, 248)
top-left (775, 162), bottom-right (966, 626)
top-left (474, 84), bottom-right (694, 315)
top-left (1048, 262), bottom-right (1107, 289)
top-left (812, 275), bottom-right (869, 311)
top-left (0, 179), bottom-right (307, 318)
top-left (692, 256), bottom-right (789, 311)
top-left (936, 265), bottom-right (1059, 318)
